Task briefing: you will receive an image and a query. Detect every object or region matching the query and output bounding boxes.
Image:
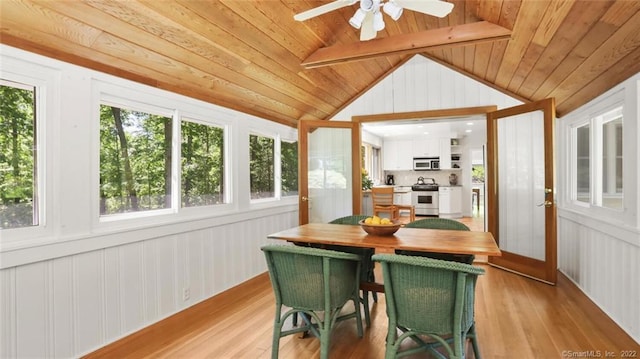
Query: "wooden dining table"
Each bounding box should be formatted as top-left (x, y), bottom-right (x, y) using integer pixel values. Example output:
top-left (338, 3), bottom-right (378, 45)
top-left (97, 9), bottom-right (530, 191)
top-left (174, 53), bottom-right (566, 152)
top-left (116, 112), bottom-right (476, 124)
top-left (267, 223), bottom-right (501, 292)
top-left (267, 222), bottom-right (501, 257)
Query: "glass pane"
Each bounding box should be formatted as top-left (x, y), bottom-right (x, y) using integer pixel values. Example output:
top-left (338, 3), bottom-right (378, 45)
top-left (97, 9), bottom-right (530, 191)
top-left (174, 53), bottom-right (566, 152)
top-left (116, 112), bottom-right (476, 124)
top-left (100, 105), bottom-right (172, 215)
top-left (308, 127), bottom-right (352, 223)
top-left (0, 81), bottom-right (38, 229)
top-left (602, 113), bottom-right (623, 209)
top-left (281, 140), bottom-right (298, 197)
top-left (576, 124), bottom-right (590, 203)
top-left (181, 121), bottom-right (225, 207)
top-left (497, 111), bottom-right (546, 261)
top-left (250, 134), bottom-right (275, 199)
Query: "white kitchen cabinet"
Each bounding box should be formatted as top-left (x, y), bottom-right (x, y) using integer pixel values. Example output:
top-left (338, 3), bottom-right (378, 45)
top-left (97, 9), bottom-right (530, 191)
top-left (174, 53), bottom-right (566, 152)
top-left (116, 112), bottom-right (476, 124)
top-left (393, 192), bottom-right (411, 205)
top-left (412, 138), bottom-right (440, 158)
top-left (394, 191), bottom-right (412, 215)
top-left (439, 186), bottom-right (462, 218)
top-left (439, 138), bottom-right (452, 169)
top-left (383, 140), bottom-right (412, 170)
top-left (362, 193), bottom-right (373, 215)
top-left (450, 138), bottom-right (463, 170)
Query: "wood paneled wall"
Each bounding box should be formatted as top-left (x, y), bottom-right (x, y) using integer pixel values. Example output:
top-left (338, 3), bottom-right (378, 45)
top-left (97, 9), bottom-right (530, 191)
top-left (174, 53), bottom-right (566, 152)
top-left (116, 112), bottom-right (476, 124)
top-left (1, 213), bottom-right (298, 357)
top-left (555, 72), bottom-right (640, 343)
top-left (1, 46), bottom-right (638, 359)
top-left (333, 55), bottom-right (522, 119)
top-left (0, 45), bottom-right (299, 358)
top-left (558, 213), bottom-right (640, 342)
top-left (336, 56), bottom-right (640, 343)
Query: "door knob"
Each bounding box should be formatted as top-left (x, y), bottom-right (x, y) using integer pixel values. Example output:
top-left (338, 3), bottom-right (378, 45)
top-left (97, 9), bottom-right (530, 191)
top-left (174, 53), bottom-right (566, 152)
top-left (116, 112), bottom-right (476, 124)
top-left (544, 188), bottom-right (553, 194)
top-left (537, 200), bottom-right (553, 207)
top-left (301, 196), bottom-right (309, 202)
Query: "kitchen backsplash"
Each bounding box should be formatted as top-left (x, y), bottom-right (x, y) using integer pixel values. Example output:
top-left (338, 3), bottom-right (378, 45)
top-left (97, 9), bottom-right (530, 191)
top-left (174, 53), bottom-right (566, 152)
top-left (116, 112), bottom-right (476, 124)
top-left (384, 170), bottom-right (462, 186)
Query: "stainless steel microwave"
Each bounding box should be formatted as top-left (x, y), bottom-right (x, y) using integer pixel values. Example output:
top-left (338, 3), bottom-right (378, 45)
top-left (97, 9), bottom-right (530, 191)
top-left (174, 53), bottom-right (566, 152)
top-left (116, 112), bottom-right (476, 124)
top-left (413, 157), bottom-right (440, 171)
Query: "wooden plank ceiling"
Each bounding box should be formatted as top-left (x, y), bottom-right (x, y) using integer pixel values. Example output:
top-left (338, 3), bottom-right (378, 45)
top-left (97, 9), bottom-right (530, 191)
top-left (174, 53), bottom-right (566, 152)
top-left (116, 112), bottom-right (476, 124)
top-left (1, 0), bottom-right (639, 127)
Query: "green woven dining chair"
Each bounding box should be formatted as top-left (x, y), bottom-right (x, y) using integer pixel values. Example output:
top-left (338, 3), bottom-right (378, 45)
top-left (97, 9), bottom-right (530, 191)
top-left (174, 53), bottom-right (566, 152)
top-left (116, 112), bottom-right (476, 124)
top-left (401, 218), bottom-right (474, 264)
top-left (372, 254), bottom-right (485, 359)
top-left (262, 244), bottom-right (364, 359)
top-left (327, 215), bottom-right (377, 326)
top-left (291, 215), bottom-right (375, 327)
top-left (405, 218), bottom-right (471, 231)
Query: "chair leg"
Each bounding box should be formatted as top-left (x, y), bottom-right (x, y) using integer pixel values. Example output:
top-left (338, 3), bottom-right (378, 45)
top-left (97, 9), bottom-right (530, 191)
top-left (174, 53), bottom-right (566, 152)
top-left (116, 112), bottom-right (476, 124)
top-left (319, 323), bottom-right (331, 359)
top-left (271, 313), bottom-right (283, 359)
top-left (361, 290), bottom-right (371, 327)
top-left (469, 325), bottom-right (481, 359)
top-left (354, 297), bottom-right (364, 337)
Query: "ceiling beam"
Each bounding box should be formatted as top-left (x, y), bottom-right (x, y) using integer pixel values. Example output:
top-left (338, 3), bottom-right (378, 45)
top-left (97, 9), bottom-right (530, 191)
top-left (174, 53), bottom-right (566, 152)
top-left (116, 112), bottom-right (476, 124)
top-left (301, 21), bottom-right (511, 69)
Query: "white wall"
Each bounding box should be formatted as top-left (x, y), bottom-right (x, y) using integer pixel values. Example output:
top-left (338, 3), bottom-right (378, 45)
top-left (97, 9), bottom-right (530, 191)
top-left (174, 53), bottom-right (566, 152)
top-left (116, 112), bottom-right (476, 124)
top-left (0, 46), bottom-right (299, 358)
top-left (557, 74), bottom-right (640, 342)
top-left (333, 55), bottom-right (521, 118)
top-left (2, 47), bottom-right (638, 358)
top-left (335, 55), bottom-right (522, 218)
top-left (336, 55), bottom-right (640, 343)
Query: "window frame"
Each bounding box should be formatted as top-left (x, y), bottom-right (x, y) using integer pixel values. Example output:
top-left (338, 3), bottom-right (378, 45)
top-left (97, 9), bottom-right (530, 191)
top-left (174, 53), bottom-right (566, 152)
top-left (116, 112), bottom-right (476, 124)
top-left (0, 59), bottom-right (55, 246)
top-left (561, 86), bottom-right (633, 225)
top-left (248, 130), bottom-right (277, 203)
top-left (91, 82), bottom-right (240, 230)
top-left (279, 136), bottom-right (299, 198)
top-left (570, 120), bottom-right (591, 208)
top-left (248, 128), bottom-right (299, 204)
top-left (96, 94), bottom-right (177, 222)
top-left (178, 115), bottom-right (231, 210)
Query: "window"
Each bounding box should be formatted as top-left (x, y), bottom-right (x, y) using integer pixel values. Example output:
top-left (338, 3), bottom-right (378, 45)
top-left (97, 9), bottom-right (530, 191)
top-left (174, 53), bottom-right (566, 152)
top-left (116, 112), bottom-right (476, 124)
top-left (600, 108), bottom-right (623, 209)
top-left (472, 165), bottom-right (485, 183)
top-left (575, 123), bottom-right (590, 204)
top-left (249, 134), bottom-right (275, 199)
top-left (280, 139), bottom-right (298, 197)
top-left (0, 80), bottom-right (38, 229)
top-left (361, 143), bottom-right (381, 185)
top-left (571, 106), bottom-right (623, 210)
top-left (99, 104), bottom-right (173, 215)
top-left (181, 120), bottom-right (225, 207)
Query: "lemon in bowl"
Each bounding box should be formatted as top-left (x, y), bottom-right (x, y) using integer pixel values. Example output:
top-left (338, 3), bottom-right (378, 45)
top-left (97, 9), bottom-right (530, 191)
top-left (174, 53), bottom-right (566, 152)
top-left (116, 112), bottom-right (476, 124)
top-left (359, 216), bottom-right (401, 236)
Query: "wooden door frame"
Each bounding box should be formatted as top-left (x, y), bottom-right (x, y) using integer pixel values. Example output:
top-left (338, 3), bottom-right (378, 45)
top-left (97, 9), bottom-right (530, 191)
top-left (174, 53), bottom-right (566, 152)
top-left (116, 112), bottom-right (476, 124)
top-left (298, 120), bottom-right (361, 225)
top-left (352, 105), bottom-right (498, 216)
top-left (486, 98), bottom-right (557, 284)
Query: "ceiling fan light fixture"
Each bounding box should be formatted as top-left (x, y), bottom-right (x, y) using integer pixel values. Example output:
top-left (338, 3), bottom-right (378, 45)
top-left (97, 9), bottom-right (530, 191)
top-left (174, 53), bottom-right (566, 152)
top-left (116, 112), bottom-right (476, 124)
top-left (383, 1), bottom-right (403, 20)
top-left (349, 8), bottom-right (367, 29)
top-left (373, 10), bottom-right (385, 31)
top-left (360, 0), bottom-right (374, 11)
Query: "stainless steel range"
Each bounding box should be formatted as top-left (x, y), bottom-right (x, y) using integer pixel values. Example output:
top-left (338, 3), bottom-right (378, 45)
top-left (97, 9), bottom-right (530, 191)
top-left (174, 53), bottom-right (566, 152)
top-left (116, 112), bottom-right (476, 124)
top-left (411, 178), bottom-right (439, 216)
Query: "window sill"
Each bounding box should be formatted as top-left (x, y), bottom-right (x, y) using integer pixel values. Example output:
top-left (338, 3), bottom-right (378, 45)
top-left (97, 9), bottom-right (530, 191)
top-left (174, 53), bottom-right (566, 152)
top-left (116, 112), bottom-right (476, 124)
top-left (0, 203), bottom-right (298, 269)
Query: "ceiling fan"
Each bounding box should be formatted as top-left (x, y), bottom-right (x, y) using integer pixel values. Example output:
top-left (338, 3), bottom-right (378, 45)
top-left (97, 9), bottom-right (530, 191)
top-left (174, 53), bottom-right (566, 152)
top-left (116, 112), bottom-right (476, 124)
top-left (294, 0), bottom-right (454, 41)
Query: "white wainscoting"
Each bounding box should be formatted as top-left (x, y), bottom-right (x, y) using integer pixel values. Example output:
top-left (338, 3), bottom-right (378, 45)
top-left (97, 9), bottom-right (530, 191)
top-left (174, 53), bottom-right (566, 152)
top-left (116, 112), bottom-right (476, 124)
top-left (0, 210), bottom-right (298, 358)
top-left (558, 210), bottom-right (640, 343)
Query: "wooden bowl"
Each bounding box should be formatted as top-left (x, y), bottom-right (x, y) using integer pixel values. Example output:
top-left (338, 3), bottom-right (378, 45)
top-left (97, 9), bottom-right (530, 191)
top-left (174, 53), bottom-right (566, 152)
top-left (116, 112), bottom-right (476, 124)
top-left (359, 219), bottom-right (401, 236)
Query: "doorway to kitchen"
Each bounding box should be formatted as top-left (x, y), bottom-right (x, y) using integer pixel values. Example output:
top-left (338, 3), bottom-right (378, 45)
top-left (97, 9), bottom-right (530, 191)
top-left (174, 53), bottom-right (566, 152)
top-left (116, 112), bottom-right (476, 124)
top-left (471, 147), bottom-right (486, 230)
top-left (354, 106), bottom-right (497, 226)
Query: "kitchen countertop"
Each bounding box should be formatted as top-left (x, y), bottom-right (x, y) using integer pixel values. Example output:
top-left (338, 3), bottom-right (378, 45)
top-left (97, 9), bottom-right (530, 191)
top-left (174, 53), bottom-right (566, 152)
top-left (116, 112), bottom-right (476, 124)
top-left (363, 186), bottom-right (412, 194)
top-left (363, 189), bottom-right (411, 194)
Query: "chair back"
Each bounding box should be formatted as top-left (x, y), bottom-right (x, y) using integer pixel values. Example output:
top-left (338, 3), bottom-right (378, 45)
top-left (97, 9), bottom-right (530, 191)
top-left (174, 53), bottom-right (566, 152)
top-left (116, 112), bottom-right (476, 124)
top-left (373, 254), bottom-right (484, 334)
top-left (329, 215), bottom-right (370, 225)
top-left (404, 218), bottom-right (470, 231)
top-left (371, 186), bottom-right (395, 207)
top-left (262, 245), bottom-right (361, 311)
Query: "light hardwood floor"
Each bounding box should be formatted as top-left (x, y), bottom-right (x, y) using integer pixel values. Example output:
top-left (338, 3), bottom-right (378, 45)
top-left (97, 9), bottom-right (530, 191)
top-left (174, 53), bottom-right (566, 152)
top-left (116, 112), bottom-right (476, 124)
top-left (85, 242), bottom-right (639, 358)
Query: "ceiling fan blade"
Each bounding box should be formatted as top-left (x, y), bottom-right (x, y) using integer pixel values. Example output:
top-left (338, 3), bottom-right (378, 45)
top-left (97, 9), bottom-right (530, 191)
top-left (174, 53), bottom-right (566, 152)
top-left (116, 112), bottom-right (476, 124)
top-left (360, 11), bottom-right (377, 41)
top-left (394, 0), bottom-right (454, 18)
top-left (294, 0), bottom-right (358, 21)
